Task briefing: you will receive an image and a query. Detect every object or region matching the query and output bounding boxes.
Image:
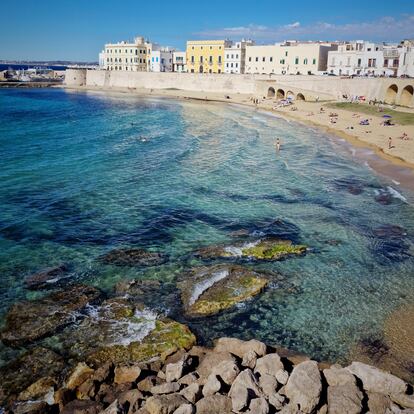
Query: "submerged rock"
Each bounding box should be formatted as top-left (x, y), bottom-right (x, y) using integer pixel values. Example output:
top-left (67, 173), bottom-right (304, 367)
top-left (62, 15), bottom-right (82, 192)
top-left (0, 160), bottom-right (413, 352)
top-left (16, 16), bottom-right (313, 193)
top-left (24, 264), bottom-right (69, 290)
top-left (99, 248), bottom-right (167, 267)
top-left (87, 318), bottom-right (196, 366)
top-left (0, 347), bottom-right (65, 406)
top-left (195, 238), bottom-right (306, 262)
top-left (178, 265), bottom-right (268, 317)
top-left (0, 284), bottom-right (102, 347)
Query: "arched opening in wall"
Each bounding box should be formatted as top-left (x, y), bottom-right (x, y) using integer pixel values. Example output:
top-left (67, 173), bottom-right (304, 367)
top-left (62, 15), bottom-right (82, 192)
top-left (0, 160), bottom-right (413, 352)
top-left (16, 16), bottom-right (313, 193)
top-left (385, 84), bottom-right (398, 104)
top-left (267, 87), bottom-right (275, 98)
top-left (286, 90), bottom-right (294, 99)
top-left (296, 93), bottom-right (305, 101)
top-left (199, 65), bottom-right (204, 73)
top-left (400, 85), bottom-right (414, 106)
top-left (277, 89), bottom-right (285, 99)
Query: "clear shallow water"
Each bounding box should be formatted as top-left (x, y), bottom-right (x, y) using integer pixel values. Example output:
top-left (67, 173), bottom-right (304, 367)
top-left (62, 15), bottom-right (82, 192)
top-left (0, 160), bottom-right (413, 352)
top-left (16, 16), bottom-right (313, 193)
top-left (0, 88), bottom-right (413, 365)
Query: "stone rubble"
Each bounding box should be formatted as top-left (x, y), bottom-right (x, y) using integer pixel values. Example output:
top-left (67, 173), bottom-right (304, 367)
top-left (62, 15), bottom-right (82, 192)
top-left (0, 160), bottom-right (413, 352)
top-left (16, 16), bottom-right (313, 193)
top-left (1, 337), bottom-right (413, 414)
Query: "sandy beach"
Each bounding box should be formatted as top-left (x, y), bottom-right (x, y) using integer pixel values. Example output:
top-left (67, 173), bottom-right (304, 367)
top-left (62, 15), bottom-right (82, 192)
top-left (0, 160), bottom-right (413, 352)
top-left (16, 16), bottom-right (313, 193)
top-left (64, 84), bottom-right (414, 189)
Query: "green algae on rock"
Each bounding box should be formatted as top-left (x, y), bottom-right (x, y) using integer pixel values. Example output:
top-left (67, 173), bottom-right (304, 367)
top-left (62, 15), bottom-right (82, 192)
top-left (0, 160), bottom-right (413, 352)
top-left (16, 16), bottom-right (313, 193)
top-left (195, 238), bottom-right (307, 262)
top-left (241, 239), bottom-right (307, 260)
top-left (87, 318), bottom-right (196, 367)
top-left (99, 248), bottom-right (168, 267)
top-left (179, 265), bottom-right (269, 317)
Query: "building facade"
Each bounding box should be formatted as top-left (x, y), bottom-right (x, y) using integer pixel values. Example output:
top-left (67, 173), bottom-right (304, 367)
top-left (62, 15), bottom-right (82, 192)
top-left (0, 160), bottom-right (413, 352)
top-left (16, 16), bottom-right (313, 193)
top-left (173, 51), bottom-right (187, 72)
top-left (224, 40), bottom-right (254, 74)
top-left (327, 41), bottom-right (399, 76)
top-left (245, 41), bottom-right (336, 75)
top-left (100, 36), bottom-right (149, 71)
top-left (186, 40), bottom-right (232, 74)
top-left (149, 49), bottom-right (174, 72)
top-left (397, 40), bottom-right (414, 78)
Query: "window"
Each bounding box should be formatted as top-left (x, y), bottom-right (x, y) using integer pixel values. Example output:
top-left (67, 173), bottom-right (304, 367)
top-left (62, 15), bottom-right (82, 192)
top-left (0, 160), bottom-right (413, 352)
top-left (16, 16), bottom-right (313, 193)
top-left (156, 57), bottom-right (159, 62)
top-left (135, 50), bottom-right (137, 55)
top-left (270, 57), bottom-right (273, 62)
top-left (235, 63), bottom-right (238, 67)
top-left (384, 59), bottom-right (389, 66)
top-left (218, 56), bottom-right (222, 63)
top-left (295, 58), bottom-right (299, 64)
top-left (231, 63), bottom-right (233, 68)
top-left (236, 54), bottom-right (238, 59)
top-left (262, 57), bottom-right (265, 62)
top-left (209, 56), bottom-right (213, 63)
top-left (285, 51), bottom-right (288, 57)
top-left (304, 58), bottom-right (308, 64)
top-left (255, 57), bottom-right (258, 62)
top-left (191, 69), bottom-right (194, 73)
top-left (227, 54), bottom-right (229, 59)
top-left (200, 56), bottom-right (203, 63)
top-left (226, 63), bottom-right (229, 68)
top-left (313, 58), bottom-right (316, 65)
top-left (191, 56), bottom-right (195, 63)
top-left (161, 58), bottom-right (164, 64)
top-left (249, 57), bottom-right (252, 62)
top-left (280, 59), bottom-right (285, 64)
top-left (130, 49), bottom-right (133, 53)
top-left (231, 54), bottom-right (234, 59)
top-left (152, 57), bottom-right (154, 62)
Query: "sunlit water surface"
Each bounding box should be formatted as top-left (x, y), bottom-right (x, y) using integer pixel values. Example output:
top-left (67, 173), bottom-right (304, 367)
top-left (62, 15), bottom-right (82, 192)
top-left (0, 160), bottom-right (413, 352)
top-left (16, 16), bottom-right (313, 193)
top-left (0, 88), bottom-right (413, 366)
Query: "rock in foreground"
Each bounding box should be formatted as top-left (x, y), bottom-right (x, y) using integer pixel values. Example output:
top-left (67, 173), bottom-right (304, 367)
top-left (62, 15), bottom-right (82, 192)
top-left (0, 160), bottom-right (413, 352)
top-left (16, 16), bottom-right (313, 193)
top-left (99, 248), bottom-right (167, 266)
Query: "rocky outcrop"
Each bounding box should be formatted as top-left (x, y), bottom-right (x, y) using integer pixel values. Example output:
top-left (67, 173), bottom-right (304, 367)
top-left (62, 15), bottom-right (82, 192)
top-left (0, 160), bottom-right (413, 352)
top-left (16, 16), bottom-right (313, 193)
top-left (179, 265), bottom-right (268, 317)
top-left (99, 248), bottom-right (167, 267)
top-left (1, 337), bottom-right (413, 414)
top-left (195, 238), bottom-right (307, 261)
top-left (24, 264), bottom-right (69, 289)
top-left (0, 284), bottom-right (101, 347)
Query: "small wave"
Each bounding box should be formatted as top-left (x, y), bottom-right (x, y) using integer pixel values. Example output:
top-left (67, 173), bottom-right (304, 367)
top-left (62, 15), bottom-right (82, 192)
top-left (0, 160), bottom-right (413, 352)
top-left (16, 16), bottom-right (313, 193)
top-left (387, 186), bottom-right (407, 203)
top-left (189, 270), bottom-right (229, 305)
top-left (224, 240), bottom-right (260, 257)
top-left (350, 148), bottom-right (356, 157)
top-left (392, 179), bottom-right (400, 185)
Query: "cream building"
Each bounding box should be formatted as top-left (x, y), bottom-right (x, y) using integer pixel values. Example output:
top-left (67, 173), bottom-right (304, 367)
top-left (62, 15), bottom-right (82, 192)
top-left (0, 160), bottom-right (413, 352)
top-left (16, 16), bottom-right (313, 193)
top-left (100, 36), bottom-right (150, 71)
top-left (245, 41), bottom-right (337, 75)
top-left (173, 51), bottom-right (187, 72)
top-left (186, 40), bottom-right (232, 74)
top-left (224, 40), bottom-right (254, 74)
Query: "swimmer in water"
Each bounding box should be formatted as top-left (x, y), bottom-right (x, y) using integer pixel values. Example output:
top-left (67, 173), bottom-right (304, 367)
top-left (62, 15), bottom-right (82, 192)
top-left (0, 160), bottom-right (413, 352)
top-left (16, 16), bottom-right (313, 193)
top-left (275, 138), bottom-right (281, 151)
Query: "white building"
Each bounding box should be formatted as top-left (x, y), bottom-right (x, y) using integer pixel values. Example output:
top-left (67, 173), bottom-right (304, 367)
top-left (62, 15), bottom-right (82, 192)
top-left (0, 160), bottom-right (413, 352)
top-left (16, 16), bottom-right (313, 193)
top-left (245, 41), bottom-right (336, 75)
top-left (224, 40), bottom-right (254, 74)
top-left (173, 51), bottom-right (187, 72)
top-left (100, 36), bottom-right (150, 71)
top-left (149, 49), bottom-right (174, 72)
top-left (327, 41), bottom-right (397, 76)
top-left (397, 40), bottom-right (414, 78)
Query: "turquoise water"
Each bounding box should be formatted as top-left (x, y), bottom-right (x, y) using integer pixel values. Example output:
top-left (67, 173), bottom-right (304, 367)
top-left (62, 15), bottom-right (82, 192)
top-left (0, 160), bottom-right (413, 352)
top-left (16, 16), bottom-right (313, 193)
top-left (0, 88), bottom-right (413, 365)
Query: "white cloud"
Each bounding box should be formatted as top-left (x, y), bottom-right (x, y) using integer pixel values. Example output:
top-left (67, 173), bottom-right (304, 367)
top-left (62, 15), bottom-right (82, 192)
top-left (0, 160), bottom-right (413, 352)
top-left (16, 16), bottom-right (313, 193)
top-left (195, 15), bottom-right (414, 42)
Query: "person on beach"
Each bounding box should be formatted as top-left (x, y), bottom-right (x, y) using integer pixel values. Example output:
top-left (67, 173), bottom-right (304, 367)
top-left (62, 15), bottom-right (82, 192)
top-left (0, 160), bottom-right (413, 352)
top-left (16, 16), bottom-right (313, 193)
top-left (388, 137), bottom-right (394, 149)
top-left (275, 138), bottom-right (281, 151)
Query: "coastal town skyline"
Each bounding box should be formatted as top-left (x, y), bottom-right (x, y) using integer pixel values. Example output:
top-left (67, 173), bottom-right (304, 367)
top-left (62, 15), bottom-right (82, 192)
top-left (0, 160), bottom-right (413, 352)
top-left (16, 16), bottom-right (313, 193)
top-left (0, 0), bottom-right (413, 61)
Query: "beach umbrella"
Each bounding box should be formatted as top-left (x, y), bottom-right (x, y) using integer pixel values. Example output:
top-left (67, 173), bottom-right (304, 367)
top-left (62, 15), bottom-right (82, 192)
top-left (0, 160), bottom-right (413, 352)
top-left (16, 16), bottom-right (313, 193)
top-left (382, 115), bottom-right (392, 118)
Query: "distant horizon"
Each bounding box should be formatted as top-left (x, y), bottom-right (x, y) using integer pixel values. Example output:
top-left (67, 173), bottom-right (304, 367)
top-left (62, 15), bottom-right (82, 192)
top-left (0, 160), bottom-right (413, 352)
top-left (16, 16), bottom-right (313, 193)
top-left (1, 0), bottom-right (413, 61)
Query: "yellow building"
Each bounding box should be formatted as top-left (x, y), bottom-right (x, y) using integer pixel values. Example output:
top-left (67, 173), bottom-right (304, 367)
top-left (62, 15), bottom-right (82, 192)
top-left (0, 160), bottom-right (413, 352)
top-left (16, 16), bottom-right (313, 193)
top-left (186, 40), bottom-right (232, 74)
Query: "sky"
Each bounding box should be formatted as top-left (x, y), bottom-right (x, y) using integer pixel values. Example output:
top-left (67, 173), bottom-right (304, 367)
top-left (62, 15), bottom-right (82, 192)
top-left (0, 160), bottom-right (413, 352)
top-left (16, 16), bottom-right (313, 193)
top-left (0, 0), bottom-right (413, 62)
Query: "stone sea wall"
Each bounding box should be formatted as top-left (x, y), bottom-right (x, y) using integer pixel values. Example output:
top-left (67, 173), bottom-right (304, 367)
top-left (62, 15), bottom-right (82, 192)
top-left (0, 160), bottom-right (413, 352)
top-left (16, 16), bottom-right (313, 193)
top-left (64, 69), bottom-right (414, 107)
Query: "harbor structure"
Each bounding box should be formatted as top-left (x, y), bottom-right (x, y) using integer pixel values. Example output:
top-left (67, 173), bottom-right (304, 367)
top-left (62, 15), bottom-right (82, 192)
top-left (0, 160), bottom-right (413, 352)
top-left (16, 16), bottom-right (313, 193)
top-left (100, 36), bottom-right (150, 71)
top-left (224, 40), bottom-right (254, 74)
top-left (173, 51), bottom-right (187, 72)
top-left (244, 41), bottom-right (337, 75)
top-left (186, 40), bottom-right (232, 73)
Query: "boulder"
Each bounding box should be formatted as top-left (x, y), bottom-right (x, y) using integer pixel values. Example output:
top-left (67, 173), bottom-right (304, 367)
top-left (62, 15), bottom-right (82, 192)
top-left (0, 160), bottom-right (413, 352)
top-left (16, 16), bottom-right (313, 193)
top-left (137, 376), bottom-right (158, 393)
top-left (180, 383), bottom-right (202, 404)
top-left (210, 360), bottom-right (240, 386)
top-left (76, 378), bottom-right (97, 400)
top-left (391, 393), bottom-right (414, 409)
top-left (100, 400), bottom-right (122, 414)
top-left (259, 374), bottom-right (278, 397)
top-left (144, 394), bottom-right (187, 414)
top-left (172, 404), bottom-right (195, 414)
top-left (11, 401), bottom-right (56, 414)
top-left (17, 377), bottom-right (56, 404)
top-left (275, 369), bottom-right (289, 385)
top-left (285, 360), bottom-right (322, 414)
top-left (367, 392), bottom-right (392, 414)
top-left (197, 351), bottom-right (237, 378)
top-left (327, 383), bottom-right (363, 414)
top-left (202, 374), bottom-right (221, 397)
top-left (254, 353), bottom-right (284, 377)
top-left (25, 264), bottom-right (68, 289)
top-left (178, 373), bottom-right (199, 386)
top-left (214, 337), bottom-right (267, 358)
top-left (61, 399), bottom-right (103, 414)
top-left (166, 360), bottom-right (186, 383)
top-left (229, 369), bottom-right (264, 412)
top-left (0, 347), bottom-right (65, 405)
top-left (345, 361), bottom-right (407, 396)
top-left (87, 318), bottom-right (196, 366)
top-left (268, 393), bottom-right (285, 410)
top-left (247, 397), bottom-right (269, 414)
top-left (151, 382), bottom-right (181, 395)
top-left (100, 248), bottom-right (167, 267)
top-left (1, 284), bottom-right (101, 347)
top-left (118, 389), bottom-right (144, 413)
top-left (114, 365), bottom-right (142, 384)
top-left (242, 350), bottom-right (258, 369)
top-left (195, 395), bottom-right (232, 414)
top-left (323, 365), bottom-right (356, 387)
top-left (66, 363), bottom-right (95, 390)
top-left (54, 388), bottom-right (75, 412)
top-left (179, 266), bottom-right (268, 317)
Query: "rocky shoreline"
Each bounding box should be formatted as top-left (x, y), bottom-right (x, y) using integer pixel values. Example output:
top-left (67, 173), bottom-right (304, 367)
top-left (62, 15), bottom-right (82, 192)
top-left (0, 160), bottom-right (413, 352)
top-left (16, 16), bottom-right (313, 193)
top-left (1, 336), bottom-right (413, 414)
